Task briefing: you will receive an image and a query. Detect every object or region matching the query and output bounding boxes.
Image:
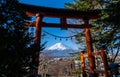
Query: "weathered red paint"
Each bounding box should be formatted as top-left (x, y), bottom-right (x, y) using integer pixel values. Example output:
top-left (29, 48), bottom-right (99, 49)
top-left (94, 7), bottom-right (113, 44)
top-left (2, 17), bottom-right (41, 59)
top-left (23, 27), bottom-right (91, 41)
top-left (80, 51), bottom-right (85, 72)
top-left (100, 48), bottom-right (109, 77)
top-left (20, 3), bottom-right (100, 19)
top-left (34, 14), bottom-right (43, 77)
top-left (84, 19), bottom-right (96, 73)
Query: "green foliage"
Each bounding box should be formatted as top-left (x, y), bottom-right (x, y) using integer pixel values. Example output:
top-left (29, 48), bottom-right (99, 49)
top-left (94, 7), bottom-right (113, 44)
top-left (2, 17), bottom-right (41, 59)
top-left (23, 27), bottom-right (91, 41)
top-left (0, 0), bottom-right (45, 77)
top-left (65, 0), bottom-right (120, 62)
top-left (97, 1), bottom-right (120, 62)
top-left (65, 0), bottom-right (92, 10)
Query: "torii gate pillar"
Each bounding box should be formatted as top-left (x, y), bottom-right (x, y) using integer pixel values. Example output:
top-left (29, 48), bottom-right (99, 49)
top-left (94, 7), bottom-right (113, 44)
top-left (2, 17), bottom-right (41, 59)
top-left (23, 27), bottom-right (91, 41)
top-left (34, 13), bottom-right (43, 77)
top-left (84, 19), bottom-right (96, 73)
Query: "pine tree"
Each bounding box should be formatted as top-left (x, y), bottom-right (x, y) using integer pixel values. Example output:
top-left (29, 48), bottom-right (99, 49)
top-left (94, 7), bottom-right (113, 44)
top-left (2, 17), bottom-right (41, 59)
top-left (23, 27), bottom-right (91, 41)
top-left (0, 0), bottom-right (45, 77)
top-left (65, 0), bottom-right (120, 62)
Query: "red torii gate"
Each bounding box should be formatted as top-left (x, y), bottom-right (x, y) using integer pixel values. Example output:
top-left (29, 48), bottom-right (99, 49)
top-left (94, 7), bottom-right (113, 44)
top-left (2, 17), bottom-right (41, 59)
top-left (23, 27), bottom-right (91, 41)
top-left (20, 3), bottom-right (109, 77)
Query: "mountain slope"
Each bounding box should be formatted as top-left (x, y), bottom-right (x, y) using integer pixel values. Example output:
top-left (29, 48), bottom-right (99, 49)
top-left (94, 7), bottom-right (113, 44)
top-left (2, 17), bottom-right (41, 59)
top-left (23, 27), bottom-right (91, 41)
top-left (47, 42), bottom-right (69, 50)
top-left (43, 43), bottom-right (74, 57)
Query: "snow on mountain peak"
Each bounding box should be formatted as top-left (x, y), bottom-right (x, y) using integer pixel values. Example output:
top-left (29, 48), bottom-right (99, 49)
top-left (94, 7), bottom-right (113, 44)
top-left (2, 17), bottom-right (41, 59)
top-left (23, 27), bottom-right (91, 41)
top-left (47, 42), bottom-right (69, 50)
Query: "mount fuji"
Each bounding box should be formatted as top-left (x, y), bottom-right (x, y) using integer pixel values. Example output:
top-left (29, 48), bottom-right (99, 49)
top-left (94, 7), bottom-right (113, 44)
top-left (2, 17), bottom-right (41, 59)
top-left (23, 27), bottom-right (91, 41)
top-left (47, 42), bottom-right (69, 50)
top-left (42, 43), bottom-right (74, 57)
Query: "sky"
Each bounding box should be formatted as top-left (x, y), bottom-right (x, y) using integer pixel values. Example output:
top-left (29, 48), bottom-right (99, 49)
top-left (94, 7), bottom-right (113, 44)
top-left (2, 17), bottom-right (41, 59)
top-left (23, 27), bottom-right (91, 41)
top-left (19, 0), bottom-right (80, 50)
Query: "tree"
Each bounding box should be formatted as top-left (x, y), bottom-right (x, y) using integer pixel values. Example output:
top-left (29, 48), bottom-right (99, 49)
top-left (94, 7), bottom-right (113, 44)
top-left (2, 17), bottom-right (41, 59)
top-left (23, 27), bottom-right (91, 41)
top-left (94, 0), bottom-right (120, 62)
top-left (0, 0), bottom-right (45, 77)
top-left (65, 0), bottom-right (120, 62)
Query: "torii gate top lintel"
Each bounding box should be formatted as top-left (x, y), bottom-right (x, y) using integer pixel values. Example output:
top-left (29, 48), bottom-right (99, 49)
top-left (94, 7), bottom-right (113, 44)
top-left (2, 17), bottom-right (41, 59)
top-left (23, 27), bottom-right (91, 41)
top-left (20, 3), bottom-right (101, 19)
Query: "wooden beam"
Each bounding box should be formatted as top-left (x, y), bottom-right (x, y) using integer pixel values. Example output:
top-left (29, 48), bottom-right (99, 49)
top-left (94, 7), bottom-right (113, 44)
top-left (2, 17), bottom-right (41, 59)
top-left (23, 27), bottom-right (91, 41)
top-left (92, 52), bottom-right (101, 56)
top-left (82, 54), bottom-right (88, 58)
top-left (24, 22), bottom-right (92, 28)
top-left (20, 3), bottom-right (101, 19)
top-left (24, 22), bottom-right (36, 27)
top-left (42, 23), bottom-right (91, 28)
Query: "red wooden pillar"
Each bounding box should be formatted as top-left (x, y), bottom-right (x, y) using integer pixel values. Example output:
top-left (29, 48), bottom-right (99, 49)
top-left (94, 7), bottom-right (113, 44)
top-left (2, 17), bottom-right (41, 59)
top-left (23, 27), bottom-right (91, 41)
top-left (100, 48), bottom-right (109, 77)
top-left (34, 13), bottom-right (43, 77)
top-left (84, 19), bottom-right (95, 73)
top-left (80, 51), bottom-right (85, 72)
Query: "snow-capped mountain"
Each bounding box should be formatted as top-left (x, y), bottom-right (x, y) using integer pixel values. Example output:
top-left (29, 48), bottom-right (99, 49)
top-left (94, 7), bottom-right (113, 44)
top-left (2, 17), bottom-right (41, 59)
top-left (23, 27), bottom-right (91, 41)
top-left (47, 42), bottom-right (69, 50)
top-left (42, 42), bottom-right (74, 57)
